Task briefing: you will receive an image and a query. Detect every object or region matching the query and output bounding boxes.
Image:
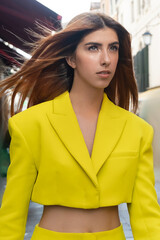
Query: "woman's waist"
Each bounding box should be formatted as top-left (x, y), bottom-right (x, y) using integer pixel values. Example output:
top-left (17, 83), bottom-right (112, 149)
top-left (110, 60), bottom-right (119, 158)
top-left (38, 205), bottom-right (120, 233)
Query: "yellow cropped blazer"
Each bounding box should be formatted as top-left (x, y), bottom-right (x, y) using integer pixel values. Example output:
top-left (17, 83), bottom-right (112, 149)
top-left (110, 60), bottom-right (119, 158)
top-left (0, 90), bottom-right (160, 240)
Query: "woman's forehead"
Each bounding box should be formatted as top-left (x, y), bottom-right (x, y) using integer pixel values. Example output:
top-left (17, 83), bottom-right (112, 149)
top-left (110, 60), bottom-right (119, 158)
top-left (79, 28), bottom-right (119, 45)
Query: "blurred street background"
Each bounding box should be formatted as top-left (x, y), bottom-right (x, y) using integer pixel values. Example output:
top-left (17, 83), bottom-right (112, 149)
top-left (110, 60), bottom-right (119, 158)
top-left (0, 0), bottom-right (160, 239)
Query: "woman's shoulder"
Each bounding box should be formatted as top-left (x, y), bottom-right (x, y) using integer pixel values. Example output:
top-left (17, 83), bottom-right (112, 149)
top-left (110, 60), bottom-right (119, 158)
top-left (114, 104), bottom-right (153, 133)
top-left (105, 94), bottom-right (152, 132)
top-left (10, 91), bottom-right (67, 124)
top-left (9, 99), bottom-right (53, 128)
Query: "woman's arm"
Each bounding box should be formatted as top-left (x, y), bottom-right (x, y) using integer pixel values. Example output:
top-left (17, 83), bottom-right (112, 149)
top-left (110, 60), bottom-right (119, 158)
top-left (0, 117), bottom-right (37, 240)
top-left (127, 125), bottom-right (160, 240)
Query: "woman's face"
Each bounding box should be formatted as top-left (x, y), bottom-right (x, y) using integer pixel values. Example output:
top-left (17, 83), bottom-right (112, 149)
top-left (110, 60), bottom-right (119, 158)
top-left (67, 27), bottom-right (119, 90)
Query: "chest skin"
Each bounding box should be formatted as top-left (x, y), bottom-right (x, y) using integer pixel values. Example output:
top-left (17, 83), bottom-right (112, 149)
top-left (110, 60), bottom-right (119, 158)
top-left (75, 113), bottom-right (99, 158)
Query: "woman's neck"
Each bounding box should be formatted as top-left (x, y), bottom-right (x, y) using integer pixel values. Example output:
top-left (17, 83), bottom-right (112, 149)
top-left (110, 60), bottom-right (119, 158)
top-left (69, 88), bottom-right (104, 116)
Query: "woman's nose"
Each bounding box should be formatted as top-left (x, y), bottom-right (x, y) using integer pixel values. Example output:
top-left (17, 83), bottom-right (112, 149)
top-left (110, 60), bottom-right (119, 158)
top-left (100, 50), bottom-right (111, 66)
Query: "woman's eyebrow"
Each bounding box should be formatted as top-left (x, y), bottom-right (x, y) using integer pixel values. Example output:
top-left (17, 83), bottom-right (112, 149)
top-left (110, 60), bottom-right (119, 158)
top-left (84, 41), bottom-right (119, 46)
top-left (109, 41), bottom-right (119, 46)
top-left (85, 42), bottom-right (102, 46)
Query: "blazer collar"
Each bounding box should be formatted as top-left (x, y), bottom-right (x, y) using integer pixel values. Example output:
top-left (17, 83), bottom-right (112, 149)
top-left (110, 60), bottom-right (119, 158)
top-left (47, 90), bottom-right (127, 187)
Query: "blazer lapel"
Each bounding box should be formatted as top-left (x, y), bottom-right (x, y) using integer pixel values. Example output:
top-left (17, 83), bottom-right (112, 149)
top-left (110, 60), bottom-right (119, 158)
top-left (90, 93), bottom-right (127, 175)
top-left (47, 91), bottom-right (98, 187)
top-left (47, 90), bottom-right (127, 186)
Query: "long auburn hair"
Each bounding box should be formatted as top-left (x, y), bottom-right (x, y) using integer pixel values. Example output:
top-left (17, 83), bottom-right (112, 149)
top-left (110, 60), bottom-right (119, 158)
top-left (0, 12), bottom-right (138, 116)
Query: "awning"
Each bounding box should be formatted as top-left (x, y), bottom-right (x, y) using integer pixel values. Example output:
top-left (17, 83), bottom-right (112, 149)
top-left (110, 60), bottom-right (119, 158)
top-left (0, 0), bottom-right (62, 65)
top-left (0, 41), bottom-right (21, 66)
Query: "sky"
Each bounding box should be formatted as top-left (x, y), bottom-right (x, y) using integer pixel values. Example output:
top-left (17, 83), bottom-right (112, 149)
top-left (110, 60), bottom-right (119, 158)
top-left (37, 0), bottom-right (99, 24)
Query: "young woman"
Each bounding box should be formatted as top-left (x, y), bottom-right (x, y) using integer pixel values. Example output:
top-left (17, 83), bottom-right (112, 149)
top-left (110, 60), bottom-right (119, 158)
top-left (0, 12), bottom-right (160, 240)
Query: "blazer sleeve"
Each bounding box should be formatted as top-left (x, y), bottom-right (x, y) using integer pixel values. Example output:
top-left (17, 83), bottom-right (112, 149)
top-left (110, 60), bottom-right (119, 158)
top-left (127, 125), bottom-right (160, 240)
top-left (0, 117), bottom-right (37, 240)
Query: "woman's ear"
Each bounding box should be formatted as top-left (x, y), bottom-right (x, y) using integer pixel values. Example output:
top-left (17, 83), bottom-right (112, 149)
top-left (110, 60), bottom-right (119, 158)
top-left (66, 55), bottom-right (76, 69)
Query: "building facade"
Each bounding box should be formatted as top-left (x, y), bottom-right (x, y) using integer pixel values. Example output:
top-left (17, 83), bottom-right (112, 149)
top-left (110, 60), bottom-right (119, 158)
top-left (100, 0), bottom-right (160, 91)
top-left (100, 0), bottom-right (110, 15)
top-left (90, 2), bottom-right (101, 12)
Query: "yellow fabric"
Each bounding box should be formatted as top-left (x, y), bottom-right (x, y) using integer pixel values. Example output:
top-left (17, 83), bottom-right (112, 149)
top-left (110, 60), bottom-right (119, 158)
top-left (31, 223), bottom-right (126, 240)
top-left (0, 90), bottom-right (160, 239)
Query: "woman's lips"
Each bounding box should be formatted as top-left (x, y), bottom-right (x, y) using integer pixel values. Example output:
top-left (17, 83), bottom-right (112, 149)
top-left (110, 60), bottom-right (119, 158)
top-left (96, 70), bottom-right (111, 78)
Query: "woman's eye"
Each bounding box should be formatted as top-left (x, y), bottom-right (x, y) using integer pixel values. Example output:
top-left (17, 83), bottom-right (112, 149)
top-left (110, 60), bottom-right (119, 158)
top-left (109, 45), bottom-right (119, 52)
top-left (88, 45), bottom-right (98, 51)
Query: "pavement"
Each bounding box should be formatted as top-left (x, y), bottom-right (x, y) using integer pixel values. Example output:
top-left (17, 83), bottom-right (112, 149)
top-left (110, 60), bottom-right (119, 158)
top-left (0, 170), bottom-right (160, 240)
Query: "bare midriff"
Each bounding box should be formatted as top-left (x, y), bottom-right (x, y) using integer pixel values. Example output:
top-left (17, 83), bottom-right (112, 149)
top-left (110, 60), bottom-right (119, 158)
top-left (38, 205), bottom-right (120, 233)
